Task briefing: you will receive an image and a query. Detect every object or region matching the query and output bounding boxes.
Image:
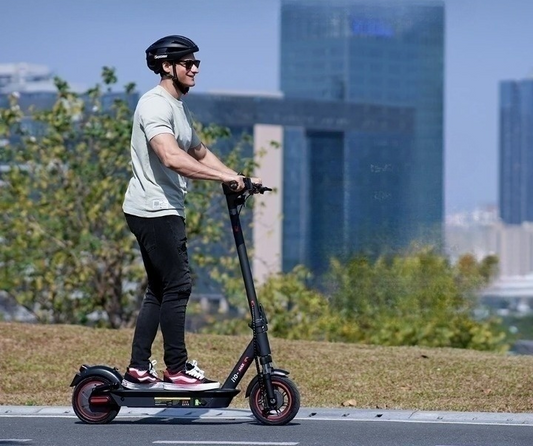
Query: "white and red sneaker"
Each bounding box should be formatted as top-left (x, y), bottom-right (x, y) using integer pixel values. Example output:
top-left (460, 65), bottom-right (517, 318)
top-left (163, 360), bottom-right (220, 391)
top-left (122, 360), bottom-right (164, 389)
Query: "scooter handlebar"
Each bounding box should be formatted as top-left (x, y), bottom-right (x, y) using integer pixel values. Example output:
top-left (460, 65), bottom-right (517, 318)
top-left (226, 178), bottom-right (272, 195)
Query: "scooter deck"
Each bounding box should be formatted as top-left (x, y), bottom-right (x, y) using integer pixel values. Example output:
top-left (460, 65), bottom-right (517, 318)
top-left (100, 387), bottom-right (241, 409)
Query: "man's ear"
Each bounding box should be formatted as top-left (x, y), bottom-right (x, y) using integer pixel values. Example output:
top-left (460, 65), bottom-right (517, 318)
top-left (161, 61), bottom-right (172, 76)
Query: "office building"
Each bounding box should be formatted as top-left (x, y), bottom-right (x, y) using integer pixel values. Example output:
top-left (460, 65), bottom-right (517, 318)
top-left (499, 79), bottom-right (533, 225)
top-left (185, 92), bottom-right (414, 279)
top-left (279, 0), bottom-right (445, 273)
top-left (445, 207), bottom-right (533, 277)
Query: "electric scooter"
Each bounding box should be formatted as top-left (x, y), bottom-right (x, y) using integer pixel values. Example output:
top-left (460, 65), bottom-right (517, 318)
top-left (70, 178), bottom-right (300, 425)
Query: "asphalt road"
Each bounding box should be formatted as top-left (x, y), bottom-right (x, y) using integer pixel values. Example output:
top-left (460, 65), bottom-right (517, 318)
top-left (1, 407), bottom-right (533, 446)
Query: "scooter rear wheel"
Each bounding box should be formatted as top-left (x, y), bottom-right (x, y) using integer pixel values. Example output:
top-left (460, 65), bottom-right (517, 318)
top-left (72, 375), bottom-right (120, 424)
top-left (249, 375), bottom-right (300, 425)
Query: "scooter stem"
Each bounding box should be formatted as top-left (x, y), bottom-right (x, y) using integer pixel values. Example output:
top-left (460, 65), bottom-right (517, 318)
top-left (223, 186), bottom-right (274, 356)
top-left (223, 186), bottom-right (261, 319)
top-left (223, 183), bottom-right (278, 408)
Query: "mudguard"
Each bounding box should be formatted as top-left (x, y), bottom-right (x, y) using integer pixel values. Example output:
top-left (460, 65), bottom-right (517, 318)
top-left (70, 364), bottom-right (123, 387)
top-left (245, 369), bottom-right (289, 397)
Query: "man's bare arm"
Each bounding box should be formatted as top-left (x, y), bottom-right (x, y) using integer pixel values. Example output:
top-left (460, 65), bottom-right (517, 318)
top-left (189, 143), bottom-right (262, 185)
top-left (150, 134), bottom-right (243, 186)
top-left (188, 143), bottom-right (238, 175)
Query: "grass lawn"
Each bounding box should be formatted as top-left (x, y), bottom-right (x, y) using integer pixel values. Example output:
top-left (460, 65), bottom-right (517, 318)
top-left (1, 322), bottom-right (532, 412)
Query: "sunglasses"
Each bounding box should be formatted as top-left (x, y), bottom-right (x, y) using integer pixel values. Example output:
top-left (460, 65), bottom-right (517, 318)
top-left (177, 60), bottom-right (201, 70)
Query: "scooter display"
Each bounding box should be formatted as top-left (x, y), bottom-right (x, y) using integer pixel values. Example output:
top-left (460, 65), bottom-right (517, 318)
top-left (70, 179), bottom-right (300, 425)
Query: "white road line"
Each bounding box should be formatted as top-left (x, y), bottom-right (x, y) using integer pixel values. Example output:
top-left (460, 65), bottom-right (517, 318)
top-left (0, 440), bottom-right (33, 444)
top-left (153, 442), bottom-right (298, 445)
top-left (297, 417), bottom-right (533, 427)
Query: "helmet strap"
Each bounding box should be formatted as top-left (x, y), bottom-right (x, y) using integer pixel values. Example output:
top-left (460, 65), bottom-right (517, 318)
top-left (171, 63), bottom-right (189, 95)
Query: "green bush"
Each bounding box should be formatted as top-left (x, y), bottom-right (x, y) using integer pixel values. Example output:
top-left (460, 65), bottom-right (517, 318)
top-left (325, 247), bottom-right (508, 351)
top-left (204, 266), bottom-right (331, 340)
top-left (207, 247), bottom-right (509, 352)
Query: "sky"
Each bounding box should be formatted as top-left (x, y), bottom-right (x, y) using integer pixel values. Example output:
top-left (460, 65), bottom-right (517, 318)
top-left (2, 0), bottom-right (533, 215)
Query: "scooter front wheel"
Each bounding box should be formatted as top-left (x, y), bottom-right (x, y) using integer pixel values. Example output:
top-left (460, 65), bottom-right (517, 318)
top-left (72, 375), bottom-right (120, 424)
top-left (249, 375), bottom-right (300, 425)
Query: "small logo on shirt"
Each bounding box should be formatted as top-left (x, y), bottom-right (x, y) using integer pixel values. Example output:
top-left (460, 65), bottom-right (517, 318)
top-left (153, 200), bottom-right (170, 209)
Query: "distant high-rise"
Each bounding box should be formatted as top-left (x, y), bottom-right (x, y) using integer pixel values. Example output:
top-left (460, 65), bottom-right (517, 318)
top-left (499, 79), bottom-right (533, 225)
top-left (0, 63), bottom-right (53, 93)
top-left (280, 0), bottom-right (445, 272)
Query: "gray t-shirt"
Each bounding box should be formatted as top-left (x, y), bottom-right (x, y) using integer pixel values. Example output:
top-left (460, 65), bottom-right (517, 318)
top-left (122, 85), bottom-right (201, 218)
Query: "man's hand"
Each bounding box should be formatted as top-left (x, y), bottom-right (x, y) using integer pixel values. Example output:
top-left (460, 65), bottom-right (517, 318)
top-left (249, 177), bottom-right (262, 186)
top-left (222, 174), bottom-right (245, 191)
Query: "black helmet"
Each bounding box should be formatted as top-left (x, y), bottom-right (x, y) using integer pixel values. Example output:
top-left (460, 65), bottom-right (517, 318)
top-left (146, 35), bottom-right (199, 74)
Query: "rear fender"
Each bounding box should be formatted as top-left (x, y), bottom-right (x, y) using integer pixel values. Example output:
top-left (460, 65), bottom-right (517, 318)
top-left (70, 364), bottom-right (123, 387)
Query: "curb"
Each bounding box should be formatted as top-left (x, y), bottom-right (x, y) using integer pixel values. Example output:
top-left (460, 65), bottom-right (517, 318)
top-left (1, 406), bottom-right (533, 425)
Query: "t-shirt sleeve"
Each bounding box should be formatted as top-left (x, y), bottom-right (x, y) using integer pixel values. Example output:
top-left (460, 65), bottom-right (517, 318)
top-left (139, 96), bottom-right (175, 141)
top-left (190, 127), bottom-right (201, 148)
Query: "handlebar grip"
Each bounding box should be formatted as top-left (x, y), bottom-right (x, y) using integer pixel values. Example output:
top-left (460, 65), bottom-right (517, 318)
top-left (223, 178), bottom-right (272, 196)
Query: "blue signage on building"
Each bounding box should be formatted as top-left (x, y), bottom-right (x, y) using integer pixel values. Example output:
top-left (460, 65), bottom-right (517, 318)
top-left (351, 18), bottom-right (394, 38)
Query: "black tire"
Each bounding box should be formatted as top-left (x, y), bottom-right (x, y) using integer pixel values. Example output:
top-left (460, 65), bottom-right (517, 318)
top-left (72, 375), bottom-right (120, 424)
top-left (249, 375), bottom-right (300, 425)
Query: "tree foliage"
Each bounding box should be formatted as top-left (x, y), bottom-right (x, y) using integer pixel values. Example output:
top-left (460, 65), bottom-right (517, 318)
top-left (0, 68), bottom-right (254, 327)
top-left (325, 248), bottom-right (507, 351)
top-left (207, 248), bottom-right (508, 352)
top-left (204, 265), bottom-right (330, 339)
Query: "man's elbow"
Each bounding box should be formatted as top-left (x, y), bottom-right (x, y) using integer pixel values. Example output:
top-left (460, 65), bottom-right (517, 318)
top-left (156, 152), bottom-right (178, 169)
top-left (153, 145), bottom-right (180, 169)
top-left (163, 157), bottom-right (182, 170)
top-left (188, 144), bottom-right (207, 162)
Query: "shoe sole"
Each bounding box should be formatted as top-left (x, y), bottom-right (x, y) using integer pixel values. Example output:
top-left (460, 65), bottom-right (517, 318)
top-left (122, 380), bottom-right (165, 390)
top-left (163, 382), bottom-right (220, 391)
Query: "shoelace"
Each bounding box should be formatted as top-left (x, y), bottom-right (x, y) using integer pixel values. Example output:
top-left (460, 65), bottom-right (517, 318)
top-left (148, 359), bottom-right (159, 379)
top-left (185, 360), bottom-right (205, 379)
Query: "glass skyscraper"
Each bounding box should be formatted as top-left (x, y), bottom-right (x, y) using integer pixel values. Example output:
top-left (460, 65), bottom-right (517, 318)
top-left (499, 79), bottom-right (533, 225)
top-left (185, 93), bottom-right (414, 277)
top-left (280, 0), bottom-right (445, 273)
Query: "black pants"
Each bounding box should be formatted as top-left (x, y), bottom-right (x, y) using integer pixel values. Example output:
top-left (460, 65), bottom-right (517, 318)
top-left (125, 213), bottom-right (191, 373)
